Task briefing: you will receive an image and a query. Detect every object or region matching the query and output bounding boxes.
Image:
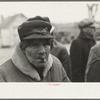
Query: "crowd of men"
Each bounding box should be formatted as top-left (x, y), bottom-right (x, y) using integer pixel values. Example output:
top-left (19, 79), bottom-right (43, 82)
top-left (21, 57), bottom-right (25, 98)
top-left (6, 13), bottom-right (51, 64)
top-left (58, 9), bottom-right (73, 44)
top-left (0, 15), bottom-right (100, 82)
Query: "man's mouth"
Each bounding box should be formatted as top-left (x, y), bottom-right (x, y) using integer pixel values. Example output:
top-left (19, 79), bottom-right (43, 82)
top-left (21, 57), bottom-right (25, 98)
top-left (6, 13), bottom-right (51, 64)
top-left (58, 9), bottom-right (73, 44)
top-left (37, 57), bottom-right (47, 63)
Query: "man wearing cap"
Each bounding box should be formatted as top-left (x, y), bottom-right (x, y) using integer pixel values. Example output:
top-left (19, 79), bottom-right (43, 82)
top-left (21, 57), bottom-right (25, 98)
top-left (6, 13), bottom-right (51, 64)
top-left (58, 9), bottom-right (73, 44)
top-left (0, 16), bottom-right (70, 82)
top-left (70, 18), bottom-right (97, 82)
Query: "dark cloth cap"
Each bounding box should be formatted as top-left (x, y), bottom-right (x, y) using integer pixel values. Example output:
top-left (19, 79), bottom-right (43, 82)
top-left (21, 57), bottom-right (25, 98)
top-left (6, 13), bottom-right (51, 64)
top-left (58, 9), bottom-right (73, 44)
top-left (18, 16), bottom-right (54, 41)
top-left (79, 18), bottom-right (95, 28)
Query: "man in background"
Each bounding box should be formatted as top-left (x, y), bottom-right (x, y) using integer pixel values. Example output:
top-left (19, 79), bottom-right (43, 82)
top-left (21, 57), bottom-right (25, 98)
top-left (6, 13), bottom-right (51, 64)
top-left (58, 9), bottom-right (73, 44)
top-left (70, 18), bottom-right (96, 82)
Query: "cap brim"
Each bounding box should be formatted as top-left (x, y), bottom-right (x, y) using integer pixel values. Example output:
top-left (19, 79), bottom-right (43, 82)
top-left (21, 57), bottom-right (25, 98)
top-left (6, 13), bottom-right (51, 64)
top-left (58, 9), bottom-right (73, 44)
top-left (23, 33), bottom-right (54, 40)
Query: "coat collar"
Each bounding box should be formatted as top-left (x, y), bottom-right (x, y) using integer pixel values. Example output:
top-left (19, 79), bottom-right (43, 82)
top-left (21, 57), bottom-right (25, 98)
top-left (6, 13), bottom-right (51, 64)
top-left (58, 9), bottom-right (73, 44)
top-left (11, 42), bottom-right (53, 81)
top-left (78, 31), bottom-right (95, 41)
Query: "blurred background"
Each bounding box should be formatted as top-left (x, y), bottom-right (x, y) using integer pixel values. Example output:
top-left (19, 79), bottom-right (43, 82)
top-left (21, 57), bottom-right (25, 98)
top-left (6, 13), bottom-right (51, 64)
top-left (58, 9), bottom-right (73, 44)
top-left (0, 2), bottom-right (100, 64)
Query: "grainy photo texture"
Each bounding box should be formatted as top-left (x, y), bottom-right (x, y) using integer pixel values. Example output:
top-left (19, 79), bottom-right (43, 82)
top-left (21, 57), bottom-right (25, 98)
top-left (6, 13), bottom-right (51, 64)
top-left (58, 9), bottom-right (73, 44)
top-left (0, 2), bottom-right (100, 83)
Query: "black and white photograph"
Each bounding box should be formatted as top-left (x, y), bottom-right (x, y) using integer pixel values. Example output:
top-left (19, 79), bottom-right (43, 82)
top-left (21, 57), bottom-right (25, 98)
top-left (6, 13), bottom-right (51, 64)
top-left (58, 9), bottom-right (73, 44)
top-left (0, 1), bottom-right (100, 99)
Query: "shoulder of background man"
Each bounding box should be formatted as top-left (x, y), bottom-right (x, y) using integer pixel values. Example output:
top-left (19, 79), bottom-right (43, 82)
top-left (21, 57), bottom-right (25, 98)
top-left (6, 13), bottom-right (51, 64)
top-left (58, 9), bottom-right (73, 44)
top-left (91, 42), bottom-right (100, 56)
top-left (85, 42), bottom-right (100, 71)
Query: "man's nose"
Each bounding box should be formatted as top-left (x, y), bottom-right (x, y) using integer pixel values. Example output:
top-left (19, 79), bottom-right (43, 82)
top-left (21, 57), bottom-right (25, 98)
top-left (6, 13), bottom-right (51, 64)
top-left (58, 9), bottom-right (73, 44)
top-left (38, 45), bottom-right (45, 55)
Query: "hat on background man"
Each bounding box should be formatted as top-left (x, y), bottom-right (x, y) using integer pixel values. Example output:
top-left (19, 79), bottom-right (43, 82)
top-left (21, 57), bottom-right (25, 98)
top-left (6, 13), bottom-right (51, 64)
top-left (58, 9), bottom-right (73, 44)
top-left (18, 16), bottom-right (55, 41)
top-left (78, 18), bottom-right (100, 29)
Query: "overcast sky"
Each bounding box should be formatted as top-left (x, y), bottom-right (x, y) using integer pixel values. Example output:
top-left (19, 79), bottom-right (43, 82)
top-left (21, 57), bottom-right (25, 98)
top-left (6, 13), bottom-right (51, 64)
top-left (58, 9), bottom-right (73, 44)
top-left (0, 2), bottom-right (100, 23)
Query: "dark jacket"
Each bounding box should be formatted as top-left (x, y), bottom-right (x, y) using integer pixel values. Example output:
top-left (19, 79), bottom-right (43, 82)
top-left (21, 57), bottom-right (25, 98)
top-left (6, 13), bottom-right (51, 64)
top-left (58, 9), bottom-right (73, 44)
top-left (51, 40), bottom-right (72, 80)
top-left (0, 43), bottom-right (70, 82)
top-left (70, 31), bottom-right (96, 82)
top-left (85, 43), bottom-right (100, 82)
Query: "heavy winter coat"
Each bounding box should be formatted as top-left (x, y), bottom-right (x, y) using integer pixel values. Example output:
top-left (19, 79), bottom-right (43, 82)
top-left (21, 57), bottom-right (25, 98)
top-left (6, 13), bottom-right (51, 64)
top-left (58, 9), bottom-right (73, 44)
top-left (0, 43), bottom-right (70, 82)
top-left (51, 40), bottom-right (72, 80)
top-left (85, 42), bottom-right (100, 82)
top-left (70, 31), bottom-right (96, 82)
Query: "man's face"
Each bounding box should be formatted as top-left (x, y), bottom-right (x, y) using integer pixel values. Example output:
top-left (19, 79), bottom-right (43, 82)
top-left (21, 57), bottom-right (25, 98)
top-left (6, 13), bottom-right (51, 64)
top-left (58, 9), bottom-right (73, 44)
top-left (83, 27), bottom-right (95, 36)
top-left (24, 39), bottom-right (51, 68)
